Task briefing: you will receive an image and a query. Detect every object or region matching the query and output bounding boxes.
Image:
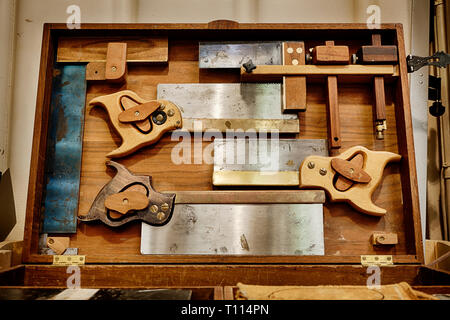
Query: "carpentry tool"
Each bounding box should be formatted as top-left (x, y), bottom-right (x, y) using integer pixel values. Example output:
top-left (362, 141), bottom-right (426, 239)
top-left (79, 161), bottom-right (325, 255)
top-left (199, 41), bottom-right (307, 112)
top-left (214, 139), bottom-right (400, 216)
top-left (299, 145), bottom-right (401, 216)
top-left (354, 34), bottom-right (398, 140)
top-left (41, 65), bottom-right (86, 233)
top-left (156, 83), bottom-right (299, 131)
top-left (88, 90), bottom-right (183, 158)
top-left (213, 139), bottom-right (328, 186)
top-left (311, 41), bottom-right (349, 153)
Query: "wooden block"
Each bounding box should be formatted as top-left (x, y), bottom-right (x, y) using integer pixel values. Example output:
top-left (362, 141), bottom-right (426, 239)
top-left (357, 34), bottom-right (398, 64)
top-left (86, 62), bottom-right (106, 80)
top-left (57, 36), bottom-right (169, 63)
top-left (326, 75), bottom-right (341, 150)
top-left (282, 42), bottom-right (307, 112)
top-left (312, 41), bottom-right (349, 65)
top-left (371, 232), bottom-right (398, 245)
top-left (105, 43), bottom-right (127, 83)
top-left (47, 237), bottom-right (70, 255)
top-left (0, 250), bottom-right (12, 270)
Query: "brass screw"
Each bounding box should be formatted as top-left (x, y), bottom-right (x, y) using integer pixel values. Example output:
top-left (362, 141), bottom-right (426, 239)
top-left (48, 238), bottom-right (54, 244)
top-left (135, 111), bottom-right (140, 116)
top-left (161, 203), bottom-right (169, 211)
top-left (160, 105), bottom-right (165, 110)
top-left (319, 168), bottom-right (327, 176)
top-left (167, 109), bottom-right (175, 117)
top-left (307, 161), bottom-right (315, 169)
top-left (111, 66), bottom-right (117, 72)
top-left (150, 205), bottom-right (158, 213)
top-left (157, 212), bottom-right (165, 220)
top-left (156, 114), bottom-right (164, 122)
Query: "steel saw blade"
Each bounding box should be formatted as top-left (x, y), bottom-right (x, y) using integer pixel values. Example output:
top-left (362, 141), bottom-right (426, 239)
top-left (141, 203), bottom-right (324, 255)
top-left (157, 83), bottom-right (299, 133)
top-left (213, 138), bottom-right (329, 186)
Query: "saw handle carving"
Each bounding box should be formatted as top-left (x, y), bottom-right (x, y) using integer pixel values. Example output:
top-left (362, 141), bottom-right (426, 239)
top-left (88, 90), bottom-right (182, 158)
top-left (299, 146), bottom-right (401, 216)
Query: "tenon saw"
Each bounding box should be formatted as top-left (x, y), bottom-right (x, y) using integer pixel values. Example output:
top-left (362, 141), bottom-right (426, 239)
top-left (89, 83), bottom-right (299, 158)
top-left (214, 141), bottom-right (401, 216)
top-left (213, 138), bottom-right (328, 186)
top-left (78, 161), bottom-right (325, 256)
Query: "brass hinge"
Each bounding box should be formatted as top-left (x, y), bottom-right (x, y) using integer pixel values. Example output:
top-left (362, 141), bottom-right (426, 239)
top-left (52, 255), bottom-right (85, 266)
top-left (360, 255), bottom-right (393, 266)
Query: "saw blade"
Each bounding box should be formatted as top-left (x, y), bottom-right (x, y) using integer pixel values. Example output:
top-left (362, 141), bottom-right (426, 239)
top-left (157, 83), bottom-right (294, 120)
top-left (213, 138), bottom-right (329, 186)
top-left (141, 203), bottom-right (324, 255)
top-left (199, 41), bottom-right (282, 68)
top-left (157, 83), bottom-right (299, 132)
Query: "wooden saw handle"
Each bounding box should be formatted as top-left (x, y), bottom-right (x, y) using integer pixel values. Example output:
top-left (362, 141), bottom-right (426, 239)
top-left (299, 146), bottom-right (401, 216)
top-left (88, 90), bottom-right (183, 158)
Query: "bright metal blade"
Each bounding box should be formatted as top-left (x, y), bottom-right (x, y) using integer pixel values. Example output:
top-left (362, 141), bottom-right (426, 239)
top-left (157, 83), bottom-right (296, 120)
top-left (199, 41), bottom-right (282, 68)
top-left (141, 204), bottom-right (324, 255)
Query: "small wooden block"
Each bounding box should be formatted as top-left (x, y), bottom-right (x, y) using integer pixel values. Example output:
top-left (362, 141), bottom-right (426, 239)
top-left (0, 250), bottom-right (12, 270)
top-left (282, 42), bottom-right (307, 112)
top-left (105, 43), bottom-right (127, 83)
top-left (371, 232), bottom-right (398, 245)
top-left (312, 41), bottom-right (349, 65)
top-left (86, 62), bottom-right (106, 80)
top-left (360, 46), bottom-right (398, 63)
top-left (105, 190), bottom-right (150, 215)
top-left (47, 237), bottom-right (70, 255)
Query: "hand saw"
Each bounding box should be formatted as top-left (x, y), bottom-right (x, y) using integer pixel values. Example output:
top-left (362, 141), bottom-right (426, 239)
top-left (89, 83), bottom-right (299, 157)
top-left (214, 140), bottom-right (401, 216)
top-left (78, 161), bottom-right (326, 255)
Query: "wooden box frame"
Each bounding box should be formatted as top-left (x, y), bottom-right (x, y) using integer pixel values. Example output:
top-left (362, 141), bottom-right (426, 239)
top-left (14, 22), bottom-right (433, 288)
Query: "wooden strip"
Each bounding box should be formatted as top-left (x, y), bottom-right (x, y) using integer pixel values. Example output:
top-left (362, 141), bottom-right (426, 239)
top-left (182, 119), bottom-right (300, 133)
top-left (282, 42), bottom-right (307, 111)
top-left (20, 265), bottom-right (423, 287)
top-left (212, 171), bottom-right (300, 187)
top-left (172, 190), bottom-right (326, 204)
top-left (105, 43), bottom-right (127, 82)
top-left (394, 24), bottom-right (424, 263)
top-left (57, 36), bottom-right (168, 63)
top-left (326, 75), bottom-right (341, 151)
top-left (372, 35), bottom-right (387, 121)
top-left (241, 64), bottom-right (398, 81)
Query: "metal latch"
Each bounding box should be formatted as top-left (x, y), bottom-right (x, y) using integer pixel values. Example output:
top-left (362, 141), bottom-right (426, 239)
top-left (360, 255), bottom-right (393, 266)
top-left (407, 51), bottom-right (450, 73)
top-left (52, 255), bottom-right (85, 266)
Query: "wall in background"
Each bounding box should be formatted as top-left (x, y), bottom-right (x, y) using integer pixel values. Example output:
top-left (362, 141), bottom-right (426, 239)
top-left (3, 0), bottom-right (418, 240)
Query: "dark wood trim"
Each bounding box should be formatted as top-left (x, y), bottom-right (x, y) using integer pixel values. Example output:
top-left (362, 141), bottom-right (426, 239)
top-left (20, 264), bottom-right (422, 287)
top-left (23, 253), bottom-right (420, 264)
top-left (394, 24), bottom-right (424, 263)
top-left (23, 24), bottom-right (56, 263)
